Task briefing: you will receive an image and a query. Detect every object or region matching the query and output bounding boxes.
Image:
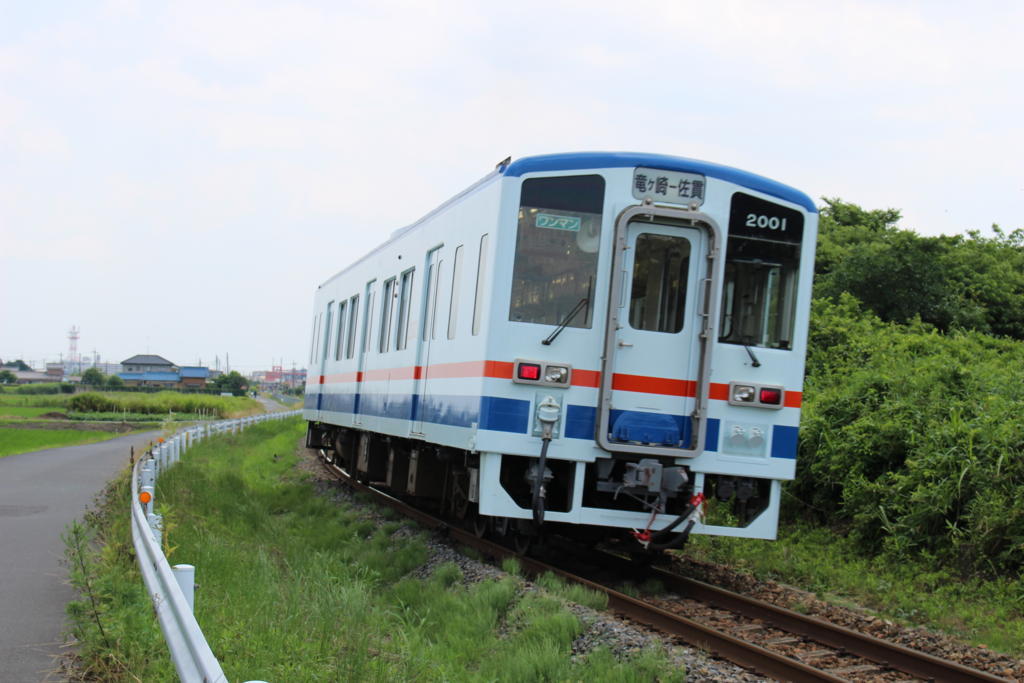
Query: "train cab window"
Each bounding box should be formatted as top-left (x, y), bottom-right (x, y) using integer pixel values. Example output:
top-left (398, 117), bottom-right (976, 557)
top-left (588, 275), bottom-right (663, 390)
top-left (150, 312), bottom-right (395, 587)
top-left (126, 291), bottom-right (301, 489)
top-left (629, 234), bottom-right (690, 333)
top-left (509, 175), bottom-right (604, 329)
top-left (448, 245), bottom-right (464, 340)
top-left (472, 234), bottom-right (489, 335)
top-left (345, 295), bottom-right (359, 359)
top-left (719, 193), bottom-right (803, 350)
top-left (396, 269), bottom-right (414, 350)
top-left (379, 278), bottom-right (396, 353)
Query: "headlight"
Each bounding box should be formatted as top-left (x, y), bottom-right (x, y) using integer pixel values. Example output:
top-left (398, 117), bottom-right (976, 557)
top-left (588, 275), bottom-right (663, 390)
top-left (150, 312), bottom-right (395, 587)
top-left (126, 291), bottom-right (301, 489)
top-left (731, 384), bottom-right (756, 402)
top-left (544, 365), bottom-right (569, 384)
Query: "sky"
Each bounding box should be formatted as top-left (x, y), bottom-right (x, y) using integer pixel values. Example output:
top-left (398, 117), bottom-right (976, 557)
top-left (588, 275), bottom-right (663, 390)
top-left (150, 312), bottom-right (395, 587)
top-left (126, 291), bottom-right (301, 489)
top-left (1, 0), bottom-right (1021, 372)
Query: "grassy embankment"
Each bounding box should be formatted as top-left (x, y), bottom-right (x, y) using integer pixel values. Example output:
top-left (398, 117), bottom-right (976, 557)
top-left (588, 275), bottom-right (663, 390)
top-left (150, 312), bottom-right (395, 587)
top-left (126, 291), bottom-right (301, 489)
top-left (0, 392), bottom-right (261, 457)
top-left (66, 417), bottom-right (684, 682)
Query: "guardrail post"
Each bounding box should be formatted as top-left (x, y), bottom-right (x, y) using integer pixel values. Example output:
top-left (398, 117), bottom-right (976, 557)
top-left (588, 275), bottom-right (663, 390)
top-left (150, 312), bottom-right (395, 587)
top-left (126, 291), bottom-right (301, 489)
top-left (172, 564), bottom-right (196, 612)
top-left (141, 485), bottom-right (155, 516)
top-left (142, 460), bottom-right (155, 489)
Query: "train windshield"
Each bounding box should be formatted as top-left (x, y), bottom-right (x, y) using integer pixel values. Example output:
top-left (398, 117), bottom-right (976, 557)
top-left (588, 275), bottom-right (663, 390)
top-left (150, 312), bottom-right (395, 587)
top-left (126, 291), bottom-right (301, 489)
top-left (508, 175), bottom-right (604, 328)
top-left (719, 193), bottom-right (804, 350)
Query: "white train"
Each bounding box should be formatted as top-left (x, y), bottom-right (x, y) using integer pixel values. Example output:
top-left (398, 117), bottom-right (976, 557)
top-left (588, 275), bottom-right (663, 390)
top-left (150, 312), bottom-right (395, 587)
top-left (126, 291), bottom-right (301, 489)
top-left (304, 152), bottom-right (817, 551)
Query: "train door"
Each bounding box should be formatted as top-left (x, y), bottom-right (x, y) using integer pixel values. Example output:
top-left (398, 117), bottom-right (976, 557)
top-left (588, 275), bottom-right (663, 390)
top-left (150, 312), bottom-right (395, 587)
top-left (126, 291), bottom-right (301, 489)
top-left (412, 248), bottom-right (443, 435)
top-left (354, 280), bottom-right (376, 426)
top-left (597, 209), bottom-right (719, 458)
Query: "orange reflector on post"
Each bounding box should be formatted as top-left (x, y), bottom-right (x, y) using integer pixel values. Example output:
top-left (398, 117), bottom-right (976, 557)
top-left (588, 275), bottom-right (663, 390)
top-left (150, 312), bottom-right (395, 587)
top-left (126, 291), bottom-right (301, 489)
top-left (158, 438), bottom-right (164, 443)
top-left (139, 491), bottom-right (152, 504)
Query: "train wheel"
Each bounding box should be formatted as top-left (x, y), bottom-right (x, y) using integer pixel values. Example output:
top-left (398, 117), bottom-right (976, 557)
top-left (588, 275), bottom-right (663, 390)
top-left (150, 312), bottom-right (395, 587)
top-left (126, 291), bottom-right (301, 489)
top-left (513, 531), bottom-right (533, 555)
top-left (493, 517), bottom-right (510, 537)
top-left (472, 514), bottom-right (489, 539)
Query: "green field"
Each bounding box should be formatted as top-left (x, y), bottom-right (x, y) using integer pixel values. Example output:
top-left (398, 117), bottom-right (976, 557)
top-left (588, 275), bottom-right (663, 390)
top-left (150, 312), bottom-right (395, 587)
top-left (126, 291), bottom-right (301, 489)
top-left (0, 391), bottom-right (260, 420)
top-left (0, 405), bottom-right (54, 418)
top-left (0, 428), bottom-right (130, 458)
top-left (65, 419), bottom-right (683, 682)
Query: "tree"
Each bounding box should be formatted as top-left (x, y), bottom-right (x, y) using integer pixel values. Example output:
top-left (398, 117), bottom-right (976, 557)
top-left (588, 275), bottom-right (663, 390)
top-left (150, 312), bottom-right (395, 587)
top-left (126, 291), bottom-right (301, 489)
top-left (105, 374), bottom-right (124, 388)
top-left (210, 371), bottom-right (249, 395)
top-left (81, 367), bottom-right (106, 386)
top-left (2, 360), bottom-right (30, 372)
top-left (0, 370), bottom-right (16, 385)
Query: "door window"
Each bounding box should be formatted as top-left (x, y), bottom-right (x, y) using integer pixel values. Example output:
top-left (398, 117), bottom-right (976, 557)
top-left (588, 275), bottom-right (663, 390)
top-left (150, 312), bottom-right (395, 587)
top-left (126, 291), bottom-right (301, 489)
top-left (628, 233), bottom-right (690, 333)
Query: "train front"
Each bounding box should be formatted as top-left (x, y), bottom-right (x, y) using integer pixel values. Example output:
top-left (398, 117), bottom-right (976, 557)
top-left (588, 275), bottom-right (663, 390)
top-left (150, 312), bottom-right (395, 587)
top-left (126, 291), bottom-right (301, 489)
top-left (473, 152), bottom-right (817, 548)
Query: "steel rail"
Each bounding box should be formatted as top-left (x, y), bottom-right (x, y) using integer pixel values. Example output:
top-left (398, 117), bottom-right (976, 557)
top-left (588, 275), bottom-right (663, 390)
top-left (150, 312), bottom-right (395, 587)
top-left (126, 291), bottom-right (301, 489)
top-left (320, 459), bottom-right (841, 682)
top-left (320, 455), bottom-right (1010, 683)
top-left (592, 550), bottom-right (1009, 683)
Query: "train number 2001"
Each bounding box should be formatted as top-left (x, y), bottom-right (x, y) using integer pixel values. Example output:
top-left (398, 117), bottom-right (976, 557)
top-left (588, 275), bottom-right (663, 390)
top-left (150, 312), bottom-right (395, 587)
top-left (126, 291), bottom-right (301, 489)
top-left (745, 213), bottom-right (788, 231)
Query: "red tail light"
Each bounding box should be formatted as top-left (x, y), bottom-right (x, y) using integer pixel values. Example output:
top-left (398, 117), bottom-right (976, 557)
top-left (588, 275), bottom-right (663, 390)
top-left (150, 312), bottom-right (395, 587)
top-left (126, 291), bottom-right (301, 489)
top-left (759, 387), bottom-right (782, 404)
top-left (517, 363), bottom-right (541, 381)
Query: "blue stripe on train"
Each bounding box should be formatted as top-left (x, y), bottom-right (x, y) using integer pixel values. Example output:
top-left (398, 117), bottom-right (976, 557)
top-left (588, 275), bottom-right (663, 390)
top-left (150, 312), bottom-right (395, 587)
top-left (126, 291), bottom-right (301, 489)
top-left (771, 425), bottom-right (799, 459)
top-left (307, 391), bottom-right (792, 457)
top-left (313, 391), bottom-right (532, 434)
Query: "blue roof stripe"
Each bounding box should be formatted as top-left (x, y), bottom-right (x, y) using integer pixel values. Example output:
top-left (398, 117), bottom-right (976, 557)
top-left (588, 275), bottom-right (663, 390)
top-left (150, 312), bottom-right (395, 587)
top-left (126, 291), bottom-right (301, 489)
top-left (502, 152), bottom-right (817, 213)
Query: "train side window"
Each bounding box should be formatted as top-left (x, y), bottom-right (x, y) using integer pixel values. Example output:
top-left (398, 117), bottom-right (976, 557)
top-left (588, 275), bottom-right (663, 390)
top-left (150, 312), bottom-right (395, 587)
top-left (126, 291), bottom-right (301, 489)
top-left (346, 295), bottom-right (359, 359)
top-left (472, 234), bottom-right (489, 335)
top-left (430, 259), bottom-right (442, 339)
top-left (363, 285), bottom-right (376, 353)
top-left (628, 234), bottom-right (690, 333)
top-left (396, 269), bottom-right (414, 350)
top-left (509, 175), bottom-right (604, 329)
top-left (423, 263), bottom-right (435, 342)
top-left (335, 300), bottom-right (347, 361)
top-left (322, 302), bottom-right (334, 361)
top-left (309, 316), bottom-right (318, 364)
top-left (448, 245), bottom-right (464, 340)
top-left (379, 278), bottom-right (396, 353)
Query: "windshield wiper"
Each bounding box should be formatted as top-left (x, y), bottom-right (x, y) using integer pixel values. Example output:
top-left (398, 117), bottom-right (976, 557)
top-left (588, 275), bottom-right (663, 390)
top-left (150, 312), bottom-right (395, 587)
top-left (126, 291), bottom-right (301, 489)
top-left (744, 344), bottom-right (762, 368)
top-left (542, 297), bottom-right (589, 346)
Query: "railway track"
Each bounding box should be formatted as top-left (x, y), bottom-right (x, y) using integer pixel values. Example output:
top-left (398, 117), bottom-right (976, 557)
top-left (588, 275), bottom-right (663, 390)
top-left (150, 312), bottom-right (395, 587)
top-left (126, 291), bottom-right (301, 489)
top-left (317, 453), bottom-right (1010, 682)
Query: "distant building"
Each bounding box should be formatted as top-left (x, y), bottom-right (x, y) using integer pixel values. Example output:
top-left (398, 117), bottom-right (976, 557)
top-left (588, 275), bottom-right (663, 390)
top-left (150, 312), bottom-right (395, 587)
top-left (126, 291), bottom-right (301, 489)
top-left (179, 366), bottom-right (210, 389)
top-left (13, 370), bottom-right (54, 385)
top-left (257, 365), bottom-right (307, 389)
top-left (119, 354), bottom-right (179, 388)
top-left (118, 355), bottom-right (210, 389)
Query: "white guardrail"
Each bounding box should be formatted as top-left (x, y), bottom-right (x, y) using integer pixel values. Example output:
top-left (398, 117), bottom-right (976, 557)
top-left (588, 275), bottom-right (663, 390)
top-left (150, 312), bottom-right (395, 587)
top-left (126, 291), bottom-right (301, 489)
top-left (131, 410), bottom-right (300, 683)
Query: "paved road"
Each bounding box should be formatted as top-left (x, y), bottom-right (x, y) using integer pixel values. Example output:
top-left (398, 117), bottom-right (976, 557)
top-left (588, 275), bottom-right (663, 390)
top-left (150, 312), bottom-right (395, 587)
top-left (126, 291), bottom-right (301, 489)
top-left (0, 430), bottom-right (159, 683)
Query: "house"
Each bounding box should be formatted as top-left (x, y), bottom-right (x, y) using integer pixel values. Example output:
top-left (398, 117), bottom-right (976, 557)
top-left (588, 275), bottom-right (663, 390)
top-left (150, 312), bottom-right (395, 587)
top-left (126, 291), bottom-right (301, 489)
top-left (119, 354), bottom-right (180, 388)
top-left (179, 366), bottom-right (210, 389)
top-left (118, 355), bottom-right (212, 390)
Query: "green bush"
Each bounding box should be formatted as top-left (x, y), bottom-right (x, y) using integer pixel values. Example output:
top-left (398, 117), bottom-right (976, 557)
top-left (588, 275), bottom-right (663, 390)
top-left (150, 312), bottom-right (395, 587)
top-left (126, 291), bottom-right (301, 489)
top-left (66, 391), bottom-right (258, 418)
top-left (793, 295), bottom-right (1024, 574)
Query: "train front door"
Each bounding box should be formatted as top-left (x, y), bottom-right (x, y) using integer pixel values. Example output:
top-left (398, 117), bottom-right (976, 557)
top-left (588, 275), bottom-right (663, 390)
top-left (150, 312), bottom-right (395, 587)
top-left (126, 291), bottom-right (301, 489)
top-left (597, 210), bottom-right (718, 458)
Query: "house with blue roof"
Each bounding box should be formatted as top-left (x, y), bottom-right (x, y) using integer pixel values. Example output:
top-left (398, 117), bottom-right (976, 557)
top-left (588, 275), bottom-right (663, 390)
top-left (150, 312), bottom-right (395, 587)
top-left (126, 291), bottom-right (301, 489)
top-left (119, 354), bottom-right (210, 389)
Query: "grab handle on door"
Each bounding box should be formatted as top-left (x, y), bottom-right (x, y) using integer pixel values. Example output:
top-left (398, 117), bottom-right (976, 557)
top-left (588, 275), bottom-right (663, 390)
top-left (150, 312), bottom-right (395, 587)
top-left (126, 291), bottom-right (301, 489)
top-left (617, 340), bottom-right (634, 348)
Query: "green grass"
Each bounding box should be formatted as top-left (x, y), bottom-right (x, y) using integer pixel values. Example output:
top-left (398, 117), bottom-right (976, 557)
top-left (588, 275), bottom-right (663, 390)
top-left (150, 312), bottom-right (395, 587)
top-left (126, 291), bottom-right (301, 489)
top-left (0, 428), bottom-right (129, 457)
top-left (66, 419), bottom-right (684, 681)
top-left (0, 405), bottom-right (53, 418)
top-left (685, 520), bottom-right (1024, 656)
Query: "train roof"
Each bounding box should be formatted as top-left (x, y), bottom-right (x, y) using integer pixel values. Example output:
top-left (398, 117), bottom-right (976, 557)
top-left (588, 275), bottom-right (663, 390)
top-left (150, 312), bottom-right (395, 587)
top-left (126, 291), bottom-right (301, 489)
top-left (503, 152), bottom-right (817, 213)
top-left (318, 151), bottom-right (816, 289)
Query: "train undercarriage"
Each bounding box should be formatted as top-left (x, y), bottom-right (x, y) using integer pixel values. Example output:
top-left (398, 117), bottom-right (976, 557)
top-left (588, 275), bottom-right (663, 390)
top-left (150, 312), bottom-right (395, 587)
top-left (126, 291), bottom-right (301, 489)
top-left (306, 421), bottom-right (772, 554)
